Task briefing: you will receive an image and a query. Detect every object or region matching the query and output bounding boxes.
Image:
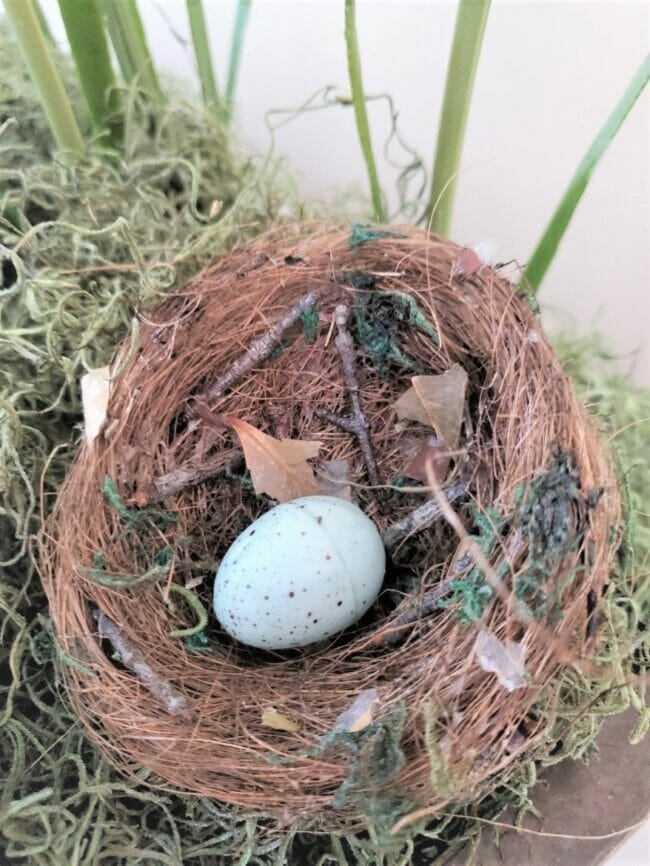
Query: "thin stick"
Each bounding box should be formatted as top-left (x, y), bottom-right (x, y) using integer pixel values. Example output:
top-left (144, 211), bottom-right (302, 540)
top-left (344, 0), bottom-right (386, 222)
top-left (197, 290), bottom-right (319, 404)
top-left (370, 584), bottom-right (452, 649)
top-left (314, 408), bottom-right (357, 436)
top-left (2, 0), bottom-right (85, 156)
top-left (392, 808), bottom-right (648, 840)
top-left (147, 449), bottom-right (242, 503)
top-left (424, 0), bottom-right (491, 232)
top-left (94, 610), bottom-right (192, 719)
top-left (425, 464), bottom-right (534, 625)
top-left (382, 481), bottom-right (468, 550)
top-left (334, 304), bottom-right (380, 485)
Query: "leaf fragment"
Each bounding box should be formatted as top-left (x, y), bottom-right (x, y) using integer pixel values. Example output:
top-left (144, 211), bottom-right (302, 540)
top-left (261, 707), bottom-right (299, 733)
top-left (335, 688), bottom-right (380, 732)
top-left (317, 458), bottom-right (352, 500)
top-left (80, 366), bottom-right (111, 443)
top-left (225, 416), bottom-right (322, 503)
top-left (451, 247), bottom-right (482, 279)
top-left (393, 364), bottom-right (468, 449)
top-left (401, 436), bottom-right (450, 484)
top-left (475, 630), bottom-right (528, 692)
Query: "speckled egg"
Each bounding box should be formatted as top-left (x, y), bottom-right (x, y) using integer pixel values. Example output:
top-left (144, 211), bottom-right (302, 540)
top-left (213, 496), bottom-right (386, 649)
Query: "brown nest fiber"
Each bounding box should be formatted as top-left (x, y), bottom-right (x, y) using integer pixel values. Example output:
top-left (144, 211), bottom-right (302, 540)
top-left (40, 224), bottom-right (620, 830)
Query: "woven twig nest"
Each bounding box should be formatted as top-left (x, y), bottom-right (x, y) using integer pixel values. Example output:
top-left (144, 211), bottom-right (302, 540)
top-left (40, 224), bottom-right (620, 831)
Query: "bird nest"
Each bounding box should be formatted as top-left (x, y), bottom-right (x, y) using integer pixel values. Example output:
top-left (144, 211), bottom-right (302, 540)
top-left (40, 224), bottom-right (620, 833)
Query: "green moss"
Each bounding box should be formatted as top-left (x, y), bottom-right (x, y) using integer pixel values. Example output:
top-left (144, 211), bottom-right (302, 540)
top-left (0, 25), bottom-right (647, 863)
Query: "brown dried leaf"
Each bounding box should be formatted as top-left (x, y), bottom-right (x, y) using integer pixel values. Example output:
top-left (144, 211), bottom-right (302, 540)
top-left (225, 416), bottom-right (322, 503)
top-left (452, 248), bottom-right (482, 279)
top-left (393, 364), bottom-right (468, 449)
top-left (475, 630), bottom-right (528, 692)
top-left (402, 436), bottom-right (450, 484)
top-left (261, 707), bottom-right (299, 733)
top-left (317, 458), bottom-right (352, 501)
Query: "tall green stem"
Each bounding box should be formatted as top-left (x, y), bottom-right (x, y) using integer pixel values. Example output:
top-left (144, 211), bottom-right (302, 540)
top-left (344, 0), bottom-right (386, 223)
top-left (225, 0), bottom-right (252, 116)
top-left (425, 0), bottom-right (491, 233)
top-left (32, 0), bottom-right (55, 46)
top-left (102, 0), bottom-right (163, 104)
top-left (58, 0), bottom-right (121, 147)
top-left (2, 0), bottom-right (85, 155)
top-left (186, 0), bottom-right (220, 110)
top-left (524, 56), bottom-right (650, 293)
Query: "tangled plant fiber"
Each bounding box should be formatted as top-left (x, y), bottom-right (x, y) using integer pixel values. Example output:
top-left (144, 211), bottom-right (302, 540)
top-left (40, 224), bottom-right (630, 837)
top-left (1, 27), bottom-right (647, 866)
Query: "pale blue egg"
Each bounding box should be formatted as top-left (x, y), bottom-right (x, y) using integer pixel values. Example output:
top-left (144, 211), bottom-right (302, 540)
top-left (213, 496), bottom-right (385, 649)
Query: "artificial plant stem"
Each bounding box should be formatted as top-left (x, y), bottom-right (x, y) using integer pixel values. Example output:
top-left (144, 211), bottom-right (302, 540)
top-left (102, 0), bottom-right (163, 104)
top-left (344, 0), bottom-right (386, 223)
top-left (186, 0), bottom-right (220, 110)
top-left (225, 0), bottom-right (252, 116)
top-left (32, 0), bottom-right (55, 46)
top-left (425, 0), bottom-right (491, 233)
top-left (102, 0), bottom-right (134, 82)
top-left (2, 0), bottom-right (85, 156)
top-left (524, 56), bottom-right (650, 293)
top-left (58, 0), bottom-right (121, 147)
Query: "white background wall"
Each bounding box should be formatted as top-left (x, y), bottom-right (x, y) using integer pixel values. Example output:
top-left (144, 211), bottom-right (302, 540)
top-left (40, 0), bottom-right (649, 383)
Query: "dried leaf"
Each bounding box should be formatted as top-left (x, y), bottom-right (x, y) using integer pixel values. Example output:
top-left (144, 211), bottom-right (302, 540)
top-left (402, 436), bottom-right (450, 484)
top-left (185, 575), bottom-right (205, 591)
top-left (475, 630), bottom-right (528, 692)
top-left (317, 458), bottom-right (352, 501)
top-left (261, 707), bottom-right (299, 733)
top-left (226, 416), bottom-right (322, 503)
top-left (208, 199), bottom-right (223, 220)
top-left (393, 364), bottom-right (468, 450)
top-left (451, 248), bottom-right (482, 279)
top-left (80, 366), bottom-right (111, 443)
top-left (335, 688), bottom-right (380, 732)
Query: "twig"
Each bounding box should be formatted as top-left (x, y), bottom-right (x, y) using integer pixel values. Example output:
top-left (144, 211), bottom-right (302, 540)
top-left (333, 304), bottom-right (380, 485)
top-left (392, 808), bottom-right (648, 841)
top-left (368, 551), bottom-right (473, 648)
top-left (315, 407), bottom-right (357, 436)
top-left (196, 290), bottom-right (319, 405)
top-left (147, 449), bottom-right (242, 503)
top-left (94, 610), bottom-right (192, 719)
top-left (372, 585), bottom-right (452, 648)
top-left (382, 481), bottom-right (468, 550)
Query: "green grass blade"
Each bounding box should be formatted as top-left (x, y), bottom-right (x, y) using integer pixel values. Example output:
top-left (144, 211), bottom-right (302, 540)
top-left (344, 0), bottom-right (386, 223)
top-left (58, 0), bottom-right (121, 147)
top-left (425, 0), bottom-right (491, 233)
top-left (32, 0), bottom-right (55, 46)
top-left (225, 0), bottom-right (252, 115)
top-left (2, 0), bottom-right (85, 155)
top-left (101, 0), bottom-right (163, 104)
top-left (102, 0), bottom-right (135, 82)
top-left (186, 0), bottom-right (220, 110)
top-left (524, 56), bottom-right (650, 294)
